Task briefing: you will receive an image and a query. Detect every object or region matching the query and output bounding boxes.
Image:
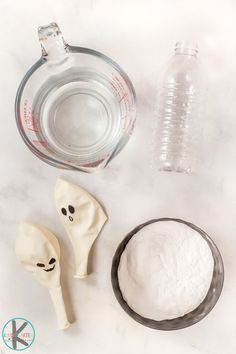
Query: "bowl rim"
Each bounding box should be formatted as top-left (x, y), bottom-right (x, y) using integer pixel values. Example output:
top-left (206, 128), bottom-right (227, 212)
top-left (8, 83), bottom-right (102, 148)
top-left (111, 217), bottom-right (224, 330)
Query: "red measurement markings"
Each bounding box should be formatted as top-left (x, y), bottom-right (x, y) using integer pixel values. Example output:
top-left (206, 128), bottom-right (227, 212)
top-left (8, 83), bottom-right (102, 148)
top-left (119, 92), bottom-right (128, 103)
top-left (23, 99), bottom-right (39, 132)
top-left (111, 74), bottom-right (131, 113)
top-left (128, 121), bottom-right (135, 136)
top-left (82, 156), bottom-right (108, 168)
top-left (111, 74), bottom-right (125, 98)
top-left (32, 140), bottom-right (48, 146)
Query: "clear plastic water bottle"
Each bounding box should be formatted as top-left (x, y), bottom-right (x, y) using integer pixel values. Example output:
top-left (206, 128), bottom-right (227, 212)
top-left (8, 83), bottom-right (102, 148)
top-left (154, 41), bottom-right (202, 173)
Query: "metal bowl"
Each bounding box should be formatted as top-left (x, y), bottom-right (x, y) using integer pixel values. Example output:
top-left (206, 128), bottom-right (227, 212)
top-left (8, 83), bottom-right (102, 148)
top-left (111, 218), bottom-right (224, 330)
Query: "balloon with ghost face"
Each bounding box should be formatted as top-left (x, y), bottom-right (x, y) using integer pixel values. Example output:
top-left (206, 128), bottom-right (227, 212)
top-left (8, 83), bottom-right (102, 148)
top-left (36, 257), bottom-right (56, 272)
top-left (15, 222), bottom-right (70, 330)
top-left (55, 178), bottom-right (108, 278)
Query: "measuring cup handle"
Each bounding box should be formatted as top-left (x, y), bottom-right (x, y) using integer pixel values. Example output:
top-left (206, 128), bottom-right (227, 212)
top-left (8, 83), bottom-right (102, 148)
top-left (38, 22), bottom-right (69, 61)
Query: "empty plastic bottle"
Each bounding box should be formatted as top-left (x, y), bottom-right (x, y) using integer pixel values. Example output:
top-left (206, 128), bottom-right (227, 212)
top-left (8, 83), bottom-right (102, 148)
top-left (154, 41), bottom-right (203, 173)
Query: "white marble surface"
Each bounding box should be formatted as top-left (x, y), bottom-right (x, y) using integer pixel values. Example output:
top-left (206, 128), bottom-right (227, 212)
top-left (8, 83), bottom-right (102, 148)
top-left (0, 0), bottom-right (236, 353)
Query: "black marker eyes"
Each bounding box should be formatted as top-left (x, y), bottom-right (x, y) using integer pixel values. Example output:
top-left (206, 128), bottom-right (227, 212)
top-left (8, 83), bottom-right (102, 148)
top-left (61, 205), bottom-right (76, 222)
top-left (61, 208), bottom-right (67, 216)
top-left (49, 258), bottom-right (56, 265)
top-left (68, 205), bottom-right (75, 214)
top-left (36, 263), bottom-right (45, 267)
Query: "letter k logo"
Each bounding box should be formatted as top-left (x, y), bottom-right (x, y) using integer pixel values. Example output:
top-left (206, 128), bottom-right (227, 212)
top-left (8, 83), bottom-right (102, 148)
top-left (12, 320), bottom-right (28, 350)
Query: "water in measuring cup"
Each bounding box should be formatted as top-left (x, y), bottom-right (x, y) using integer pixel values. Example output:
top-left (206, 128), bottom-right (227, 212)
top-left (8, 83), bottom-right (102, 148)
top-left (33, 70), bottom-right (121, 164)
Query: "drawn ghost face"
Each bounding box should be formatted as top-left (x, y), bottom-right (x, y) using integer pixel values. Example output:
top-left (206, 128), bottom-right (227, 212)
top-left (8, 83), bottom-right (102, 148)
top-left (36, 257), bottom-right (56, 272)
top-left (16, 222), bottom-right (60, 288)
top-left (61, 205), bottom-right (76, 223)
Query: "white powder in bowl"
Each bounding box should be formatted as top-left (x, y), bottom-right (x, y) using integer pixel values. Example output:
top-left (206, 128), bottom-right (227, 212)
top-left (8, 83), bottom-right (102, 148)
top-left (118, 220), bottom-right (214, 321)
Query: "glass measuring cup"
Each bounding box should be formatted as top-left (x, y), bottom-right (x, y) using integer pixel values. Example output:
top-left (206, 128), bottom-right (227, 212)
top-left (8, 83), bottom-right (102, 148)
top-left (15, 23), bottom-right (136, 172)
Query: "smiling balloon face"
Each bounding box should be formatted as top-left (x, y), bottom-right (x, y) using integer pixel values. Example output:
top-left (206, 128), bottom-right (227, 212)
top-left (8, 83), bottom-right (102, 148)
top-left (36, 257), bottom-right (56, 272)
top-left (16, 223), bottom-right (60, 289)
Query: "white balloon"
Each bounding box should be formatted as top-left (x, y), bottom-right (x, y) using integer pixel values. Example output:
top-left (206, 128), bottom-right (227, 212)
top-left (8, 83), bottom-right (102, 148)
top-left (54, 178), bottom-right (108, 278)
top-left (16, 222), bottom-right (70, 330)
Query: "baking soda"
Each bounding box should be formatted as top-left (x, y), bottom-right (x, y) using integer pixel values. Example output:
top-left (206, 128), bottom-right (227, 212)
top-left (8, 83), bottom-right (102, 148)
top-left (118, 220), bottom-right (214, 321)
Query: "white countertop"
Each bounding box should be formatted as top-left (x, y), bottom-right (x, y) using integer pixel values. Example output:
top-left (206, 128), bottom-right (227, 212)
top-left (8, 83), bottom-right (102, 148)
top-left (0, 0), bottom-right (236, 353)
